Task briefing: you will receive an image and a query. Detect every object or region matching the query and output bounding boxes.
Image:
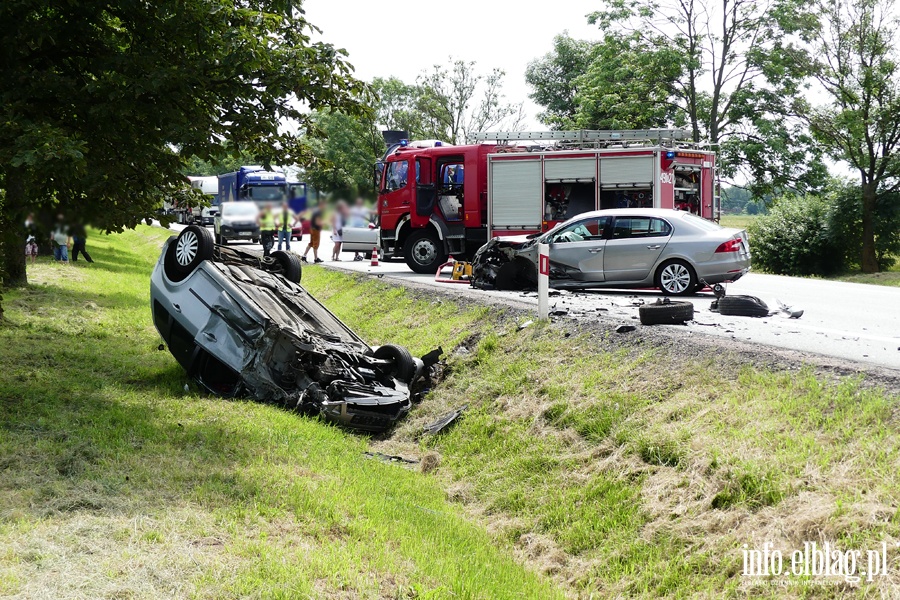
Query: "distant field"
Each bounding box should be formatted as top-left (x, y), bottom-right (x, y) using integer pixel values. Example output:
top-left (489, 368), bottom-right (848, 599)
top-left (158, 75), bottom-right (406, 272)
top-left (719, 213), bottom-right (758, 230)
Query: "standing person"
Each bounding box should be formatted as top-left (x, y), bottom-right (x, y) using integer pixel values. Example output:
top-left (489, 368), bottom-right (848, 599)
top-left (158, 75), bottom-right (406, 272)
top-left (301, 199), bottom-right (326, 264)
top-left (349, 198), bottom-right (373, 261)
top-left (259, 204), bottom-right (276, 257)
top-left (71, 222), bottom-right (94, 263)
top-left (50, 214), bottom-right (70, 263)
top-left (330, 200), bottom-right (348, 261)
top-left (276, 201), bottom-right (295, 251)
top-left (24, 213), bottom-right (39, 265)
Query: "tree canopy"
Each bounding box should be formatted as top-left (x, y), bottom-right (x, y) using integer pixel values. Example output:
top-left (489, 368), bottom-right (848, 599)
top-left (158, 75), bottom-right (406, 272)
top-left (0, 0), bottom-right (370, 289)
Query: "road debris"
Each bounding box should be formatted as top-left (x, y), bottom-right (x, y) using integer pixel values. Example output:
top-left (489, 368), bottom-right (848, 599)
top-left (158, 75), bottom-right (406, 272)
top-left (423, 405), bottom-right (468, 436)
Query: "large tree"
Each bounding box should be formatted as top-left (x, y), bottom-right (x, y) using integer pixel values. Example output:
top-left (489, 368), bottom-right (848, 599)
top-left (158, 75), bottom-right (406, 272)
top-left (303, 109), bottom-right (382, 199)
top-left (0, 0), bottom-right (369, 293)
top-left (526, 0), bottom-right (823, 195)
top-left (807, 0), bottom-right (900, 273)
top-left (415, 59), bottom-right (524, 144)
top-left (525, 34), bottom-right (595, 129)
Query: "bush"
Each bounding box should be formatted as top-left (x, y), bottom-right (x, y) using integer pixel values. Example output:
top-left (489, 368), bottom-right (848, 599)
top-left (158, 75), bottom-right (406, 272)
top-left (826, 182), bottom-right (900, 271)
top-left (748, 194), bottom-right (844, 276)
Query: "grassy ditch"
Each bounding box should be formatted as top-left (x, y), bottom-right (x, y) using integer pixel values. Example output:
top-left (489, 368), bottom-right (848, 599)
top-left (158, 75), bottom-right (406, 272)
top-left (305, 269), bottom-right (900, 598)
top-left (2, 226), bottom-right (899, 599)
top-left (0, 226), bottom-right (559, 599)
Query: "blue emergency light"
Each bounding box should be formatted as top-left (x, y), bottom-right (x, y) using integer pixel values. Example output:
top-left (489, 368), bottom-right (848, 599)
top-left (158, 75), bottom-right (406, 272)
top-left (434, 141), bottom-right (442, 146)
top-left (665, 150), bottom-right (676, 159)
top-left (400, 139), bottom-right (409, 147)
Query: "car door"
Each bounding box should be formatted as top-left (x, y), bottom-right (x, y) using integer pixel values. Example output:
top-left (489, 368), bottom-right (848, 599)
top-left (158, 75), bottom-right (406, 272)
top-left (547, 216), bottom-right (610, 282)
top-left (603, 216), bottom-right (673, 282)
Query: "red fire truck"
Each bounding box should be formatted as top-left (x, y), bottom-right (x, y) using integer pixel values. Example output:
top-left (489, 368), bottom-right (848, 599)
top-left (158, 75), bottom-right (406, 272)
top-left (376, 129), bottom-right (719, 273)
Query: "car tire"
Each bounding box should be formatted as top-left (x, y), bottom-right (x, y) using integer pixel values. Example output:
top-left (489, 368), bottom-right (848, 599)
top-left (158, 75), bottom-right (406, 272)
top-left (270, 250), bottom-right (302, 284)
top-left (639, 300), bottom-right (694, 325)
top-left (252, 237), bottom-right (259, 244)
top-left (164, 225), bottom-right (214, 282)
top-left (718, 295), bottom-right (770, 317)
top-left (372, 344), bottom-right (417, 383)
top-left (656, 260), bottom-right (697, 296)
top-left (404, 229), bottom-right (448, 274)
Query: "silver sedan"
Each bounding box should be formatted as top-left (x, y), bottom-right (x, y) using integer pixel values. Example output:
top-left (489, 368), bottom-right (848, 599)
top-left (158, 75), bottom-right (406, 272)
top-left (471, 209), bottom-right (751, 295)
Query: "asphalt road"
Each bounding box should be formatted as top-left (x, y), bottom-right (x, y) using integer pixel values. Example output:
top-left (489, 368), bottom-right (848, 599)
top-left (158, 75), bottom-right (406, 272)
top-left (326, 255), bottom-right (900, 372)
top-left (160, 222), bottom-right (900, 371)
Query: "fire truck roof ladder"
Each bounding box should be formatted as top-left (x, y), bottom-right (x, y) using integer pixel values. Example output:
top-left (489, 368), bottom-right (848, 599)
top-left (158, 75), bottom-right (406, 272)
top-left (470, 129), bottom-right (699, 149)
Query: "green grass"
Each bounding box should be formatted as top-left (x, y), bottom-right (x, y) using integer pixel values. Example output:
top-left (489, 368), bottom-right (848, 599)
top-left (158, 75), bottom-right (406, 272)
top-left (0, 226), bottom-right (559, 599)
top-left (3, 226), bottom-right (900, 598)
top-left (305, 269), bottom-right (900, 598)
top-left (719, 214), bottom-right (759, 231)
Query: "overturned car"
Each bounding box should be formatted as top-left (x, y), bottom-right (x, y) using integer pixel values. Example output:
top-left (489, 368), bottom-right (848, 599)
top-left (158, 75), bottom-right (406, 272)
top-left (151, 225), bottom-right (424, 433)
top-left (472, 208), bottom-right (751, 295)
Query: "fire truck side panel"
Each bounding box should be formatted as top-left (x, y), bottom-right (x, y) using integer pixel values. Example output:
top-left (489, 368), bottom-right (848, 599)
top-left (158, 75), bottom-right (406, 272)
top-left (488, 156), bottom-right (542, 238)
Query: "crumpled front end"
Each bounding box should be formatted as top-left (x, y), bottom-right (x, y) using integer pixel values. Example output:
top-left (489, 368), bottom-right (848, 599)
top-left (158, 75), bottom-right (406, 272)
top-left (471, 237), bottom-right (537, 291)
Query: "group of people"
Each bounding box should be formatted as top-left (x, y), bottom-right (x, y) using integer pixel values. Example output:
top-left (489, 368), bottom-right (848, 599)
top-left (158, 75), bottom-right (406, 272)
top-left (24, 213), bottom-right (94, 266)
top-left (256, 198), bottom-right (373, 263)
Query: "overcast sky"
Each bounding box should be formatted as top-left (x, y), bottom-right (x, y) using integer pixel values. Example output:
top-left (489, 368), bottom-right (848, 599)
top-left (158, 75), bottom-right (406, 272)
top-left (302, 0), bottom-right (603, 128)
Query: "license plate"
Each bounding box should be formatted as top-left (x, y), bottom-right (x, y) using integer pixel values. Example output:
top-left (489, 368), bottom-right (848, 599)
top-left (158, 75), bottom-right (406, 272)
top-left (238, 232), bottom-right (251, 237)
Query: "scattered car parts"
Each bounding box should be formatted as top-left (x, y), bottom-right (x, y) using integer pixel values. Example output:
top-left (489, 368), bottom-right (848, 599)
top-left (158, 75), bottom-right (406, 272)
top-left (776, 299), bottom-right (804, 319)
top-left (717, 295), bottom-right (770, 317)
top-left (151, 225), bottom-right (426, 433)
top-left (639, 298), bottom-right (695, 325)
top-left (422, 405), bottom-right (468, 436)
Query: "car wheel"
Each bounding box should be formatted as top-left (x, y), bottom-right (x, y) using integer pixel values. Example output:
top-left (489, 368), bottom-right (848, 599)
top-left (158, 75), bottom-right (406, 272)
top-left (404, 229), bottom-right (448, 274)
top-left (639, 300), bottom-right (694, 325)
top-left (164, 225), bottom-right (214, 281)
top-left (252, 238), bottom-right (259, 244)
top-left (717, 295), bottom-right (769, 317)
top-left (372, 344), bottom-right (417, 383)
top-left (270, 250), bottom-right (302, 284)
top-left (656, 260), bottom-right (697, 296)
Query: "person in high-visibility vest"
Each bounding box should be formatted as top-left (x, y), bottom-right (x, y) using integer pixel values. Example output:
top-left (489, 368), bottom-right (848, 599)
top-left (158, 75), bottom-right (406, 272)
top-left (259, 204), bottom-right (277, 257)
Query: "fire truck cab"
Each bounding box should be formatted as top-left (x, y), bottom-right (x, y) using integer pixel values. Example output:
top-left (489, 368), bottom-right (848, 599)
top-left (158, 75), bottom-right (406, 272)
top-left (376, 129), bottom-right (718, 274)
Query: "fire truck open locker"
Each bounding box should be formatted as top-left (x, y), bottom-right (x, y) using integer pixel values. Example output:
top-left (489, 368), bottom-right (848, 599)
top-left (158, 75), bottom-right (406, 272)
top-left (376, 129), bottom-right (719, 274)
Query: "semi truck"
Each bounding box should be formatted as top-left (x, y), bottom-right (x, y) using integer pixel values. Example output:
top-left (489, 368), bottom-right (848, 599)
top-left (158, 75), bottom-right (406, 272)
top-left (218, 166), bottom-right (289, 206)
top-left (375, 129), bottom-right (719, 274)
top-left (188, 176), bottom-right (220, 225)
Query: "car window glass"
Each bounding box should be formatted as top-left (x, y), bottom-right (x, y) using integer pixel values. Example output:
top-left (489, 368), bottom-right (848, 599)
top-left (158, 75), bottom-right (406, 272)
top-left (224, 203), bottom-right (258, 217)
top-left (550, 217), bottom-right (609, 243)
top-left (611, 217), bottom-right (671, 239)
top-left (385, 160), bottom-right (409, 190)
top-left (680, 212), bottom-right (722, 231)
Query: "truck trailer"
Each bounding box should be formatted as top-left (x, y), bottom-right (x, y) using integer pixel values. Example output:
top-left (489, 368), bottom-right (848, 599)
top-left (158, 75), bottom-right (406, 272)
top-left (375, 129), bottom-right (719, 274)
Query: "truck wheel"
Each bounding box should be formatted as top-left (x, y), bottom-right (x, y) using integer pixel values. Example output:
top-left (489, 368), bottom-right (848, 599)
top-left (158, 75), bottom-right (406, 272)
top-left (656, 260), bottom-right (697, 296)
top-left (404, 229), bottom-right (447, 274)
top-left (372, 344), bottom-right (418, 383)
top-left (164, 225), bottom-right (214, 282)
top-left (639, 300), bottom-right (694, 325)
top-left (718, 295), bottom-right (770, 317)
top-left (270, 250), bottom-right (302, 284)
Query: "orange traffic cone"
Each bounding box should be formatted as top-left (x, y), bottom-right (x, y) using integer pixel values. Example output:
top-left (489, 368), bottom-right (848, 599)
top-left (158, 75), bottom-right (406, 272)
top-left (370, 246), bottom-right (379, 267)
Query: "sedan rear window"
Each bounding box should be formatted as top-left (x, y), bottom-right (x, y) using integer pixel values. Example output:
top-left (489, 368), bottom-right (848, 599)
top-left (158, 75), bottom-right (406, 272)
top-left (680, 212), bottom-right (723, 231)
top-left (611, 217), bottom-right (672, 238)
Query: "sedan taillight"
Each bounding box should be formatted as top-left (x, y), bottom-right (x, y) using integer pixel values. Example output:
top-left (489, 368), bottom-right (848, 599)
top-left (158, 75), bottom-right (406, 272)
top-left (715, 238), bottom-right (743, 253)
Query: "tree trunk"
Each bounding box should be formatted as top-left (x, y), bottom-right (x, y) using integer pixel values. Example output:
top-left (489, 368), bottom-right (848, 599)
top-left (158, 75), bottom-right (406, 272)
top-left (860, 182), bottom-right (879, 273)
top-left (1, 172), bottom-right (28, 289)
